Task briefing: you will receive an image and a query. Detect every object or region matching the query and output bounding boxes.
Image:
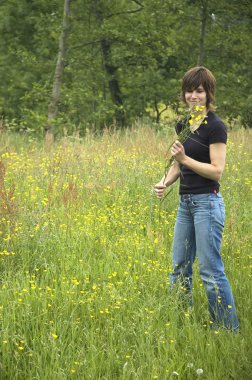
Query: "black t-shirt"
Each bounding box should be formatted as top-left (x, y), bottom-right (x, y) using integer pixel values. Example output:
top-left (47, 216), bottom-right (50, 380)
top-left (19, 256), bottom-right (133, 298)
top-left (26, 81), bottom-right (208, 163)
top-left (175, 111), bottom-right (227, 194)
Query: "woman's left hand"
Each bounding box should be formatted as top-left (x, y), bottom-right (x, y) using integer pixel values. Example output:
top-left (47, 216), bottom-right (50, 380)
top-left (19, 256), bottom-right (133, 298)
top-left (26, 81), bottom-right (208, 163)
top-left (171, 140), bottom-right (186, 164)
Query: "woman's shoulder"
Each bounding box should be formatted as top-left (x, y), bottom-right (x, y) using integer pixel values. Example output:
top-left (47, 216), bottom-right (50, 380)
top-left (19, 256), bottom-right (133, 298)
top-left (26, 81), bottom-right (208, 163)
top-left (206, 111), bottom-right (227, 143)
top-left (207, 111), bottom-right (226, 129)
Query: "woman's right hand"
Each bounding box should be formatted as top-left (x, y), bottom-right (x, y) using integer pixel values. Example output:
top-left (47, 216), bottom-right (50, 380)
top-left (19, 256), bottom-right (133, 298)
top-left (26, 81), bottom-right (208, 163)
top-left (153, 182), bottom-right (167, 199)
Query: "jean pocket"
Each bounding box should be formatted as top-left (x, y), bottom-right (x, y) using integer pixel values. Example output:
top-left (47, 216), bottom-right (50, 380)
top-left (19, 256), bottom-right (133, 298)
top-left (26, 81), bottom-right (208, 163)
top-left (210, 200), bottom-right (225, 226)
top-left (191, 200), bottom-right (210, 207)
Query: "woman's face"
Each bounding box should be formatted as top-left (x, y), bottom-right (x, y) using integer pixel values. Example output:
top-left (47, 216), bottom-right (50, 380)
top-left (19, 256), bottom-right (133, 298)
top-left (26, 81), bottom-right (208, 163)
top-left (184, 85), bottom-right (207, 110)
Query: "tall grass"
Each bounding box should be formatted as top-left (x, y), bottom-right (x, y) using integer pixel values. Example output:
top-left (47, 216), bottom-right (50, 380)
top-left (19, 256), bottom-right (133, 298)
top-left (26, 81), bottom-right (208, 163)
top-left (0, 127), bottom-right (251, 380)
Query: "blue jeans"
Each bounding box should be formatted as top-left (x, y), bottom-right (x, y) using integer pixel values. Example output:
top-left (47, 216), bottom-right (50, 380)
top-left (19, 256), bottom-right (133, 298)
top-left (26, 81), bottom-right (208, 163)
top-left (170, 193), bottom-right (239, 330)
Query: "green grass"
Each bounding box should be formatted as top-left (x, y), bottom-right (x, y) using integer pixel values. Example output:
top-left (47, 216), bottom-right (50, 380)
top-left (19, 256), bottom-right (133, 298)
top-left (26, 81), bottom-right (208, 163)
top-left (0, 127), bottom-right (251, 379)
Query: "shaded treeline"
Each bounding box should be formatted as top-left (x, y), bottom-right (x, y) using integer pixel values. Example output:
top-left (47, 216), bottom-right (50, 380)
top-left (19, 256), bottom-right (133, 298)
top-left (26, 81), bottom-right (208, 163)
top-left (0, 0), bottom-right (251, 138)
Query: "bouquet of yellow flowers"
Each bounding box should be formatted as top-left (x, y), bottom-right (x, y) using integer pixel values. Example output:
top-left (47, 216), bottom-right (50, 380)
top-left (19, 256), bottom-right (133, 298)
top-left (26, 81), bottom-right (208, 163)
top-left (161, 105), bottom-right (207, 201)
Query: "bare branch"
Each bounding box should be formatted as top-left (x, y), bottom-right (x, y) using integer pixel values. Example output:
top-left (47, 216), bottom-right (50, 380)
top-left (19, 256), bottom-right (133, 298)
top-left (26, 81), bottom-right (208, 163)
top-left (132, 0), bottom-right (144, 7)
top-left (107, 0), bottom-right (144, 18)
top-left (159, 104), bottom-right (169, 115)
top-left (107, 8), bottom-right (143, 18)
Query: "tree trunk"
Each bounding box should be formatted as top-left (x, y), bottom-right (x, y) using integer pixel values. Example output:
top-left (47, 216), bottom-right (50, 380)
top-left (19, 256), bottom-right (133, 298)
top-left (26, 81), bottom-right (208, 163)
top-left (197, 0), bottom-right (208, 66)
top-left (45, 0), bottom-right (71, 145)
top-left (100, 38), bottom-right (125, 126)
top-left (95, 1), bottom-right (125, 127)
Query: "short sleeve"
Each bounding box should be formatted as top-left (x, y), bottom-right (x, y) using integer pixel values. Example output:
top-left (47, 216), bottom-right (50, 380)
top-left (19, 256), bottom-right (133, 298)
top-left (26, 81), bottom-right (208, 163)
top-left (208, 120), bottom-right (227, 144)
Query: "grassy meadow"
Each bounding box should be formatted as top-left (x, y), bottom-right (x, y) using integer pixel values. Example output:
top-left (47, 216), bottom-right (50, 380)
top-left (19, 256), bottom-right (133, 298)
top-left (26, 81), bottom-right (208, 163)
top-left (0, 126), bottom-right (251, 380)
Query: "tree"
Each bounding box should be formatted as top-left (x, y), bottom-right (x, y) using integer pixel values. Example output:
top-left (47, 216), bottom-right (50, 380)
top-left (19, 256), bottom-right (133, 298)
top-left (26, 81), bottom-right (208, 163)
top-left (0, 0), bottom-right (251, 133)
top-left (46, 0), bottom-right (71, 144)
top-left (94, 0), bottom-right (125, 126)
top-left (198, 0), bottom-right (208, 65)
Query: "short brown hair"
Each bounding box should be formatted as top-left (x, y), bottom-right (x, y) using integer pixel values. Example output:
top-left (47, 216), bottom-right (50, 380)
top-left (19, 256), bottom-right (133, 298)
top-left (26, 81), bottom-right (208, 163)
top-left (181, 66), bottom-right (216, 110)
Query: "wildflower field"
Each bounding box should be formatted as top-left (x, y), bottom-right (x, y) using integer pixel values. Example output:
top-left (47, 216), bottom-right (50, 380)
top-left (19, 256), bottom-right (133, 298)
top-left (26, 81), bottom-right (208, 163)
top-left (0, 127), bottom-right (251, 380)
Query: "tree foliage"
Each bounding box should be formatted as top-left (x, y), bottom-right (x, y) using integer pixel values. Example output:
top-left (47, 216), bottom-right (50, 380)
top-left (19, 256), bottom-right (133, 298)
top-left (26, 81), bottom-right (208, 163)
top-left (0, 0), bottom-right (251, 136)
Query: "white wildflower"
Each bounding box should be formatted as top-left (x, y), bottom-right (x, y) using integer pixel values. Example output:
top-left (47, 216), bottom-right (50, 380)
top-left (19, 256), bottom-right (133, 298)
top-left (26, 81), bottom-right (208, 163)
top-left (172, 371), bottom-right (179, 377)
top-left (196, 368), bottom-right (204, 375)
top-left (187, 362), bottom-right (194, 368)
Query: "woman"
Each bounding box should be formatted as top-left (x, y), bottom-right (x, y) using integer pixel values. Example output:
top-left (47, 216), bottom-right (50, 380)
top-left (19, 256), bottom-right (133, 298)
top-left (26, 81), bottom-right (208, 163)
top-left (154, 66), bottom-right (239, 331)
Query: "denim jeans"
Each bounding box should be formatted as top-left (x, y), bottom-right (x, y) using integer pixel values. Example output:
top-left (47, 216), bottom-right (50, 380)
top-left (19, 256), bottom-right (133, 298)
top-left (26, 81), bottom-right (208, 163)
top-left (170, 193), bottom-right (239, 330)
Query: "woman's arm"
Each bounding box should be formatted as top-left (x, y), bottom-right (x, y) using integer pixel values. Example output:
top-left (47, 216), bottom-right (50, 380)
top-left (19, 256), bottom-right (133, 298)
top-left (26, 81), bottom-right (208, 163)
top-left (154, 161), bottom-right (180, 199)
top-left (171, 141), bottom-right (226, 182)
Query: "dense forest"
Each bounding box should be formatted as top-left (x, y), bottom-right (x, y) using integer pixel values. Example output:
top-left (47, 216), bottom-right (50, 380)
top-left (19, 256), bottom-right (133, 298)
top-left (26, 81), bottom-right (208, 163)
top-left (0, 0), bottom-right (251, 138)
